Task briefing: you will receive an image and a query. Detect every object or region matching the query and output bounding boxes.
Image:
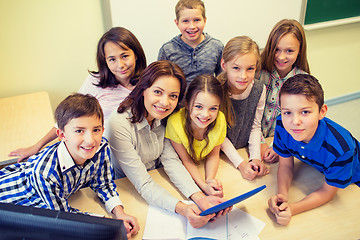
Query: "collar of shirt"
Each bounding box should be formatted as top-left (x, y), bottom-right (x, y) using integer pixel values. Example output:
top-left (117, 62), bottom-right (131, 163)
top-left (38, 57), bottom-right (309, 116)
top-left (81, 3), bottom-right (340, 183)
top-left (57, 139), bottom-right (106, 173)
top-left (270, 68), bottom-right (281, 80)
top-left (136, 116), bottom-right (162, 131)
top-left (270, 67), bottom-right (303, 81)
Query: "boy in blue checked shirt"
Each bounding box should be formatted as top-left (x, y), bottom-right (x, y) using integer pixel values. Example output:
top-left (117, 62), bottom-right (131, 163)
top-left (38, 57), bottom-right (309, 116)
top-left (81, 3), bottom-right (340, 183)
top-left (0, 93), bottom-right (139, 238)
top-left (158, 0), bottom-right (223, 85)
top-left (268, 74), bottom-right (360, 226)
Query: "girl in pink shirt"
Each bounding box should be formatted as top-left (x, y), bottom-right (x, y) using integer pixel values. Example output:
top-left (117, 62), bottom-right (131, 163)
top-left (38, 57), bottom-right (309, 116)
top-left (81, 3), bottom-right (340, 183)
top-left (9, 27), bottom-right (146, 162)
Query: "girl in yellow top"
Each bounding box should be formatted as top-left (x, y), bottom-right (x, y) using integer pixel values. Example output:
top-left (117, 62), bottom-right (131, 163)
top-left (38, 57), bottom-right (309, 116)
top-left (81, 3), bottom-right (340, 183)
top-left (166, 74), bottom-right (229, 197)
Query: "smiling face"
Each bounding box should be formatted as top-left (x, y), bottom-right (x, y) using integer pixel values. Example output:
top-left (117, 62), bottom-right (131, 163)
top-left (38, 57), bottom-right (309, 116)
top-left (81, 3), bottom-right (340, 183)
top-left (175, 8), bottom-right (206, 48)
top-left (221, 53), bottom-right (257, 95)
top-left (104, 41), bottom-right (136, 88)
top-left (57, 115), bottom-right (104, 166)
top-left (274, 33), bottom-right (300, 78)
top-left (143, 75), bottom-right (181, 125)
top-left (280, 93), bottom-right (327, 143)
top-left (189, 91), bottom-right (220, 132)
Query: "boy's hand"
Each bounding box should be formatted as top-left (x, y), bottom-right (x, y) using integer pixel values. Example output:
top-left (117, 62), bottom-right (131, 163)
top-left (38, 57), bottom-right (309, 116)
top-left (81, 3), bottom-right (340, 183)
top-left (262, 147), bottom-right (279, 163)
top-left (268, 193), bottom-right (287, 214)
top-left (274, 202), bottom-right (292, 225)
top-left (238, 159), bottom-right (269, 180)
top-left (204, 179), bottom-right (224, 197)
top-left (112, 206), bottom-right (139, 239)
top-left (268, 194), bottom-right (291, 225)
top-left (117, 214), bottom-right (139, 239)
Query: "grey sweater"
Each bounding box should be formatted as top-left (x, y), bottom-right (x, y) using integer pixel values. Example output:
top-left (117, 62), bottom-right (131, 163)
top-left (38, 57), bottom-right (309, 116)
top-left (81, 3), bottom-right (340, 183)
top-left (227, 79), bottom-right (264, 149)
top-left (158, 33), bottom-right (223, 85)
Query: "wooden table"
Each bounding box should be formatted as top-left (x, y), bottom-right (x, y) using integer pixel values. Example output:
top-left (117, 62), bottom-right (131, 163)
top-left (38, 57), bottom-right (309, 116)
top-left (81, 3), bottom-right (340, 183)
top-left (0, 92), bottom-right (54, 165)
top-left (69, 138), bottom-right (360, 239)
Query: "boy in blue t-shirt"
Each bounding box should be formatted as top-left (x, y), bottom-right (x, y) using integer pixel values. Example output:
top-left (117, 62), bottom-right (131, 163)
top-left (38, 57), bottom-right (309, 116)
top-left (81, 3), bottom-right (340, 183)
top-left (158, 0), bottom-right (223, 85)
top-left (0, 93), bottom-right (139, 238)
top-left (268, 74), bottom-right (360, 226)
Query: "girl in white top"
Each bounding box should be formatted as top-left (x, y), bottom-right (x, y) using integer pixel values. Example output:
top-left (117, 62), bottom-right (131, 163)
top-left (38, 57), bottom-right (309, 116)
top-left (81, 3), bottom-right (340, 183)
top-left (218, 36), bottom-right (269, 180)
top-left (107, 60), bottom-right (230, 228)
top-left (9, 27), bottom-right (146, 162)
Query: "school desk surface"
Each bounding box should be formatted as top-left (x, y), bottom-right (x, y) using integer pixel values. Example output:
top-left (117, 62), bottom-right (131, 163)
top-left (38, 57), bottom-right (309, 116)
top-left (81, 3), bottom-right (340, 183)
top-left (0, 92), bottom-right (54, 165)
top-left (69, 138), bottom-right (360, 239)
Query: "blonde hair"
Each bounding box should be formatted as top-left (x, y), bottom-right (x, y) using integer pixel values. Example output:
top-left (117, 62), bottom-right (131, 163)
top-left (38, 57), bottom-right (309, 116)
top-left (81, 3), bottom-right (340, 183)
top-left (175, 0), bottom-right (206, 20)
top-left (218, 36), bottom-right (261, 127)
top-left (260, 19), bottom-right (310, 74)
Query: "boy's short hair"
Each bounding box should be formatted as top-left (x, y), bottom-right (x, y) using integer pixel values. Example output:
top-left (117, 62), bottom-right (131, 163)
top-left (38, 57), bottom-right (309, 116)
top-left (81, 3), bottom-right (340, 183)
top-left (279, 74), bottom-right (324, 110)
top-left (55, 93), bottom-right (104, 130)
top-left (175, 0), bottom-right (206, 20)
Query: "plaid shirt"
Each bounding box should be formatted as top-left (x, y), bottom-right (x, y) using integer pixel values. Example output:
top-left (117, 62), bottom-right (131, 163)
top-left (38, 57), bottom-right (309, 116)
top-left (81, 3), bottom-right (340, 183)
top-left (0, 138), bottom-right (121, 214)
top-left (259, 67), bottom-right (306, 138)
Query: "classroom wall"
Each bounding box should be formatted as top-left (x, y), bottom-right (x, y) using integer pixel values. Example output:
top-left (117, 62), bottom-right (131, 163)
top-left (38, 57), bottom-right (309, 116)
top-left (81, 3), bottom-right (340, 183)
top-left (108, 0), bottom-right (305, 60)
top-left (306, 21), bottom-right (360, 100)
top-left (0, 1), bottom-right (359, 112)
top-left (0, 0), bottom-right (104, 111)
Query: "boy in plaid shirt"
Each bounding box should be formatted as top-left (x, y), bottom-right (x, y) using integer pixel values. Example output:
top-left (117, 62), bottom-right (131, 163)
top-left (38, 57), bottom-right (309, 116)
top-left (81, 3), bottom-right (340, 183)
top-left (0, 93), bottom-right (139, 238)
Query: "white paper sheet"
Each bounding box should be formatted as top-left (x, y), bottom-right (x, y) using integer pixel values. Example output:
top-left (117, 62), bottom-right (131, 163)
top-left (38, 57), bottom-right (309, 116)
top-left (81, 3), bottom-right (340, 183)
top-left (143, 204), bottom-right (227, 240)
top-left (227, 208), bottom-right (265, 240)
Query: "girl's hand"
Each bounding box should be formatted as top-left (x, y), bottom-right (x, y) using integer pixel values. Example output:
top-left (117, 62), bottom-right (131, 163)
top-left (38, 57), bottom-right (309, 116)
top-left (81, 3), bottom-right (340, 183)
top-left (238, 160), bottom-right (269, 180)
top-left (9, 145), bottom-right (40, 163)
top-left (262, 147), bottom-right (279, 163)
top-left (249, 159), bottom-right (270, 176)
top-left (204, 179), bottom-right (224, 197)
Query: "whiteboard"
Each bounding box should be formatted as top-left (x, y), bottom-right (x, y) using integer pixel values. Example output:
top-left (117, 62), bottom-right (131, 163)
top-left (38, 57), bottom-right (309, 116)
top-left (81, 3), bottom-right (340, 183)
top-left (109, 0), bottom-right (304, 63)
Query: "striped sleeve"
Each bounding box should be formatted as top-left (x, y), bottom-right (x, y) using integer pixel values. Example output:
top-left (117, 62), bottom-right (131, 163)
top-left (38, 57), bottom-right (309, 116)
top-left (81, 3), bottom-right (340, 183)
top-left (89, 143), bottom-right (122, 214)
top-left (32, 153), bottom-right (80, 213)
top-left (273, 118), bottom-right (292, 157)
top-left (325, 150), bottom-right (355, 188)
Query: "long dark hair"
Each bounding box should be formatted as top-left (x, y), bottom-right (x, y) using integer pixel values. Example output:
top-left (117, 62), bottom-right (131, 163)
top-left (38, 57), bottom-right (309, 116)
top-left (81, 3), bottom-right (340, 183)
top-left (260, 19), bottom-right (310, 74)
top-left (89, 27), bottom-right (146, 88)
top-left (184, 74), bottom-right (225, 163)
top-left (118, 60), bottom-right (186, 124)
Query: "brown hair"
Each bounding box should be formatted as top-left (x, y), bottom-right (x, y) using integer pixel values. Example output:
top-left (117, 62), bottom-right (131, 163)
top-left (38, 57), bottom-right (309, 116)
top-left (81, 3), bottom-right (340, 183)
top-left (279, 74), bottom-right (324, 111)
top-left (184, 74), bottom-right (226, 163)
top-left (118, 60), bottom-right (186, 124)
top-left (55, 93), bottom-right (103, 131)
top-left (218, 36), bottom-right (261, 127)
top-left (260, 19), bottom-right (310, 74)
top-left (89, 27), bottom-right (146, 88)
top-left (175, 0), bottom-right (206, 20)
